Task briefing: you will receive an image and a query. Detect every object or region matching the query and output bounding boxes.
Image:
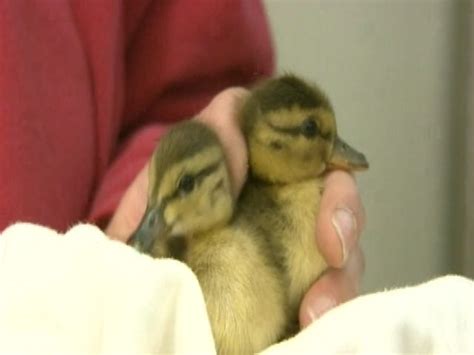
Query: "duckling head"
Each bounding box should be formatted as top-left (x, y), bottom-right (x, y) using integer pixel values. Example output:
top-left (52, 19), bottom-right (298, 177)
top-left (240, 74), bottom-right (369, 183)
top-left (128, 120), bottom-right (234, 255)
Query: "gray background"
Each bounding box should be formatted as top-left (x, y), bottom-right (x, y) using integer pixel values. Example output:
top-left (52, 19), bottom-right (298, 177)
top-left (264, 0), bottom-right (471, 292)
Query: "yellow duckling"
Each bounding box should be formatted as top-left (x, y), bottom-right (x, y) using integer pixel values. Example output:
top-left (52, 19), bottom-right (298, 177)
top-left (129, 120), bottom-right (287, 354)
top-left (238, 74), bottom-right (368, 332)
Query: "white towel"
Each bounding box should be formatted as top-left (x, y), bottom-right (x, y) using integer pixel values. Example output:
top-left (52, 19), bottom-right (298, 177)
top-left (1, 223), bottom-right (473, 354)
top-left (0, 223), bottom-right (216, 354)
top-left (263, 275), bottom-right (474, 354)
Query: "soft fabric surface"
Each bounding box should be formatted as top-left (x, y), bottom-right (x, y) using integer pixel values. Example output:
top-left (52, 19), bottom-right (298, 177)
top-left (0, 223), bottom-right (215, 354)
top-left (263, 276), bottom-right (474, 354)
top-left (1, 223), bottom-right (473, 354)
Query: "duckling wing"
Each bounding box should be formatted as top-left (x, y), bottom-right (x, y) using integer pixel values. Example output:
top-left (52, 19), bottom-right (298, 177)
top-left (187, 224), bottom-right (288, 354)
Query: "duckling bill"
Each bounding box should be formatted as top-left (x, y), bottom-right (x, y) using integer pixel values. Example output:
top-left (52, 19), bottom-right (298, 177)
top-left (128, 207), bottom-right (167, 254)
top-left (328, 136), bottom-right (368, 171)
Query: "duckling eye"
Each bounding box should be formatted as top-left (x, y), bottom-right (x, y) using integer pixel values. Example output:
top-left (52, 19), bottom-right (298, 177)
top-left (178, 174), bottom-right (195, 194)
top-left (301, 117), bottom-right (319, 138)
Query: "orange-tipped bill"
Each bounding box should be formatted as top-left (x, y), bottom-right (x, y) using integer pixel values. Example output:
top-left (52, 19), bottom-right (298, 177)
top-left (327, 136), bottom-right (369, 172)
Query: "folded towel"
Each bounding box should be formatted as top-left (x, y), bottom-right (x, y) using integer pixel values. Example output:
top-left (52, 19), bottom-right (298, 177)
top-left (0, 223), bottom-right (216, 354)
top-left (1, 223), bottom-right (473, 354)
top-left (263, 275), bottom-right (474, 354)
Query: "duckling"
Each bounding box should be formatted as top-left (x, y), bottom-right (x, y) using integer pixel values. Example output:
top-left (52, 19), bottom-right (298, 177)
top-left (128, 120), bottom-right (288, 354)
top-left (238, 74), bottom-right (369, 332)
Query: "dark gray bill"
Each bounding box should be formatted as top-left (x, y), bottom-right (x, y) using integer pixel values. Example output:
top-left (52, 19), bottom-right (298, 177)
top-left (327, 136), bottom-right (369, 171)
top-left (127, 207), bottom-right (169, 254)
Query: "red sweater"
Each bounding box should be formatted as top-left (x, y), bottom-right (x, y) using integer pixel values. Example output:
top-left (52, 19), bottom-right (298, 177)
top-left (0, 0), bottom-right (274, 232)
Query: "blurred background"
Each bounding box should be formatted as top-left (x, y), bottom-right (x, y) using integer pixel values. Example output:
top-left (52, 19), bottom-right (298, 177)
top-left (263, 0), bottom-right (473, 292)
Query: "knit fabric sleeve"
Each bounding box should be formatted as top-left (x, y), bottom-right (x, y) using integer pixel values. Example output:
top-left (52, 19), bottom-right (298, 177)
top-left (87, 0), bottom-right (274, 226)
top-left (0, 0), bottom-right (273, 231)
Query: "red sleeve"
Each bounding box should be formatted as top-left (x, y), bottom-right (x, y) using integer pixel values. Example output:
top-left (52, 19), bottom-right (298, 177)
top-left (0, 0), bottom-right (111, 231)
top-left (87, 0), bottom-right (275, 227)
top-left (0, 0), bottom-right (273, 232)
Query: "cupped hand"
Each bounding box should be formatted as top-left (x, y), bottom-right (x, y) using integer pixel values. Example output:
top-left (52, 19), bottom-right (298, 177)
top-left (105, 87), bottom-right (365, 327)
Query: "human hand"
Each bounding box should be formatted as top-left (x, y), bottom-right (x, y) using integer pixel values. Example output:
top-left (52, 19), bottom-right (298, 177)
top-left (299, 171), bottom-right (366, 327)
top-left (105, 87), bottom-right (366, 329)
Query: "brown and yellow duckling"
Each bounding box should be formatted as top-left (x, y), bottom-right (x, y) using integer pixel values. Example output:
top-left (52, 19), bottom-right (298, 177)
top-left (238, 74), bottom-right (368, 332)
top-left (129, 121), bottom-right (287, 354)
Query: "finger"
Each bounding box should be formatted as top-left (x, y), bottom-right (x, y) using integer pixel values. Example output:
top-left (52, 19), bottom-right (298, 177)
top-left (316, 170), bottom-right (366, 268)
top-left (105, 163), bottom-right (149, 242)
top-left (299, 246), bottom-right (365, 327)
top-left (196, 87), bottom-right (249, 198)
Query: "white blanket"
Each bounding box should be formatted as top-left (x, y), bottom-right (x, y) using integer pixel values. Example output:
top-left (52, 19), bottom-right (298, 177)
top-left (0, 223), bottom-right (473, 354)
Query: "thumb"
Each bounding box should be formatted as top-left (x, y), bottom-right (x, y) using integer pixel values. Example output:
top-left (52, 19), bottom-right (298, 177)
top-left (105, 163), bottom-right (149, 242)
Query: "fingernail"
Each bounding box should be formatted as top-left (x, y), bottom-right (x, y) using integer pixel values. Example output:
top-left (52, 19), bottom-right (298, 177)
top-left (331, 207), bottom-right (356, 265)
top-left (306, 297), bottom-right (337, 324)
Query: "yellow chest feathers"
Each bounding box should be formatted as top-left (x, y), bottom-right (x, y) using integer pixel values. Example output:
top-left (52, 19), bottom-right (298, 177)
top-left (268, 179), bottom-right (327, 311)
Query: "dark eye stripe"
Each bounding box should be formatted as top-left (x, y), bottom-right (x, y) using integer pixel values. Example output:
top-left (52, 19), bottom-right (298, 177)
top-left (194, 160), bottom-right (221, 182)
top-left (320, 130), bottom-right (332, 141)
top-left (160, 160), bottom-right (222, 209)
top-left (211, 178), bottom-right (224, 194)
top-left (266, 120), bottom-right (332, 141)
top-left (209, 178), bottom-right (225, 208)
top-left (266, 121), bottom-right (301, 136)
